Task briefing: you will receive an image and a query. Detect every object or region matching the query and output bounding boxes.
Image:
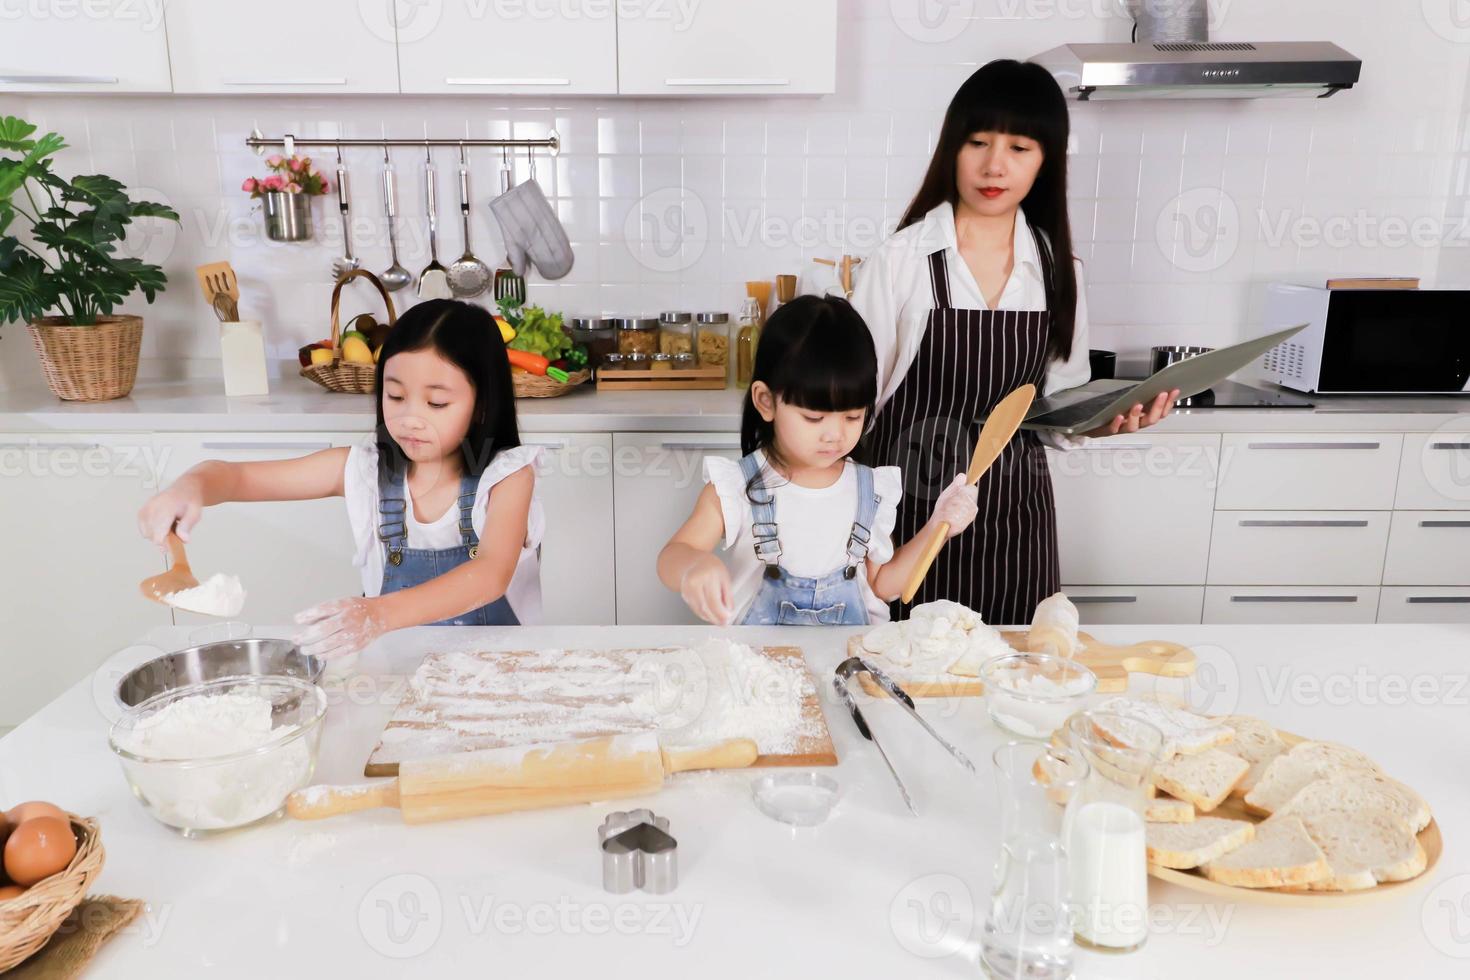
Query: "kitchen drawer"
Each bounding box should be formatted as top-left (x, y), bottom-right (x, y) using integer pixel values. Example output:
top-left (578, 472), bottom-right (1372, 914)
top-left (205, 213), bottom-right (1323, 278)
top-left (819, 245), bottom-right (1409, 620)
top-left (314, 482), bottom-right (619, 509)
top-left (1378, 587), bottom-right (1470, 624)
top-left (1214, 434), bottom-right (1402, 510)
top-left (1382, 511), bottom-right (1470, 586)
top-left (1060, 586), bottom-right (1204, 625)
top-left (1395, 431), bottom-right (1470, 509)
top-left (1046, 435), bottom-right (1220, 585)
top-left (1207, 511), bottom-right (1389, 585)
top-left (1204, 587), bottom-right (1380, 624)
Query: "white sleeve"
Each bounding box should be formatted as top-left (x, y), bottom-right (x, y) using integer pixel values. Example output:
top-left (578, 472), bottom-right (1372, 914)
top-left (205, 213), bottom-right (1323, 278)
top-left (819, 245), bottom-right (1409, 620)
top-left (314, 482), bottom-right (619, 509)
top-left (850, 241), bottom-right (903, 410)
top-left (867, 465), bottom-right (904, 565)
top-left (343, 440), bottom-right (380, 568)
top-left (702, 455), bottom-right (747, 551)
top-left (1036, 257), bottom-right (1094, 452)
top-left (472, 444), bottom-right (545, 550)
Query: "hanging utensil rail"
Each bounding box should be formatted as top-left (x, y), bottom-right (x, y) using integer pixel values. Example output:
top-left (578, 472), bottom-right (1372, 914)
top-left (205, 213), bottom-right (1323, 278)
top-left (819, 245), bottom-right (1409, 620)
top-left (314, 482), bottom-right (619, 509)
top-left (245, 128), bottom-right (560, 156)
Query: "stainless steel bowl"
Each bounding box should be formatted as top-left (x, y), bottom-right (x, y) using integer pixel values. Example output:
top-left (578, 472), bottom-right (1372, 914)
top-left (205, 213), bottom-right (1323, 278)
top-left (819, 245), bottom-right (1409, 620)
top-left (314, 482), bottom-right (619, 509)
top-left (115, 638), bottom-right (323, 710)
top-left (1150, 345), bottom-right (1214, 374)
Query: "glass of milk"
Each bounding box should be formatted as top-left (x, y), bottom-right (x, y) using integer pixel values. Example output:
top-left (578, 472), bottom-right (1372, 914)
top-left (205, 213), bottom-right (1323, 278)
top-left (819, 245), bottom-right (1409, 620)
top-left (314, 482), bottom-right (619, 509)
top-left (1062, 711), bottom-right (1165, 954)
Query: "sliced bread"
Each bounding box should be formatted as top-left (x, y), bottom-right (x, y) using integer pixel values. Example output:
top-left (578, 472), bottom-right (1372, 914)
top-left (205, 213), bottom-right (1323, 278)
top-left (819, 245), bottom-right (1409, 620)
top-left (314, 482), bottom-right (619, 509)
top-left (1274, 772), bottom-right (1432, 836)
top-left (1152, 749), bottom-right (1250, 812)
top-left (1092, 696), bottom-right (1235, 759)
top-left (1146, 797), bottom-right (1195, 823)
top-left (1289, 808), bottom-right (1428, 891)
top-left (1201, 816), bottom-right (1331, 889)
top-left (1147, 816), bottom-right (1255, 869)
top-left (1218, 715), bottom-right (1287, 796)
top-left (1243, 741), bottom-right (1381, 815)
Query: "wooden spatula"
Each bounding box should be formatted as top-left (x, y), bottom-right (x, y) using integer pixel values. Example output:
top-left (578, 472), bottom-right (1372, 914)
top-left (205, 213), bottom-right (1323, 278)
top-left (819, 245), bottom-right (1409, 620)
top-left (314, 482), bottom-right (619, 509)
top-left (900, 383), bottom-right (1037, 604)
top-left (287, 733), bottom-right (759, 824)
top-left (139, 530), bottom-right (199, 605)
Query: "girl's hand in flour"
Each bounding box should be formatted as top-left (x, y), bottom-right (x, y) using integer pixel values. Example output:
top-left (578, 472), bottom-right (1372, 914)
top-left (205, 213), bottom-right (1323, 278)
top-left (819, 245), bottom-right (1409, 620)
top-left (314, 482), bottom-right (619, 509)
top-left (293, 597), bottom-right (389, 659)
top-left (137, 481), bottom-right (205, 549)
top-left (929, 473), bottom-right (980, 539)
top-left (680, 553), bottom-right (735, 626)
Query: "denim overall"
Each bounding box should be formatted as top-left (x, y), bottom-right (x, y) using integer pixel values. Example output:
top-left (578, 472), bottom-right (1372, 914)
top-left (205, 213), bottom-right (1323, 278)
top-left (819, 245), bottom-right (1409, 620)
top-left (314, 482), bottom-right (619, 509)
top-left (377, 467), bottom-right (519, 626)
top-left (736, 453), bottom-right (880, 627)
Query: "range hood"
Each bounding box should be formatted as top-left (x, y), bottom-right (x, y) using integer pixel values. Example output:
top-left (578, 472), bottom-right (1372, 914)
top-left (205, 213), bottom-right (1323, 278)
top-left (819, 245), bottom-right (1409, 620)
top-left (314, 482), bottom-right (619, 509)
top-left (1031, 40), bottom-right (1362, 101)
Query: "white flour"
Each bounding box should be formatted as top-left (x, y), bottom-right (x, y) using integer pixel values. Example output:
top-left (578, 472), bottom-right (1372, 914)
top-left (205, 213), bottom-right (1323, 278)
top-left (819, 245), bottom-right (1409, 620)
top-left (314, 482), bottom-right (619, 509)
top-left (859, 600), bottom-right (1013, 678)
top-left (657, 639), bottom-right (820, 753)
top-left (115, 690), bottom-right (310, 830)
top-left (165, 573), bottom-right (246, 618)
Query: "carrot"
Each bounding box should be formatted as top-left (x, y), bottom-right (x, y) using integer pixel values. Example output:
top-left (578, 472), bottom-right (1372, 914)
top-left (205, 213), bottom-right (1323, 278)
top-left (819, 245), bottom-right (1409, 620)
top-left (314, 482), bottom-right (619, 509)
top-left (507, 349), bottom-right (549, 375)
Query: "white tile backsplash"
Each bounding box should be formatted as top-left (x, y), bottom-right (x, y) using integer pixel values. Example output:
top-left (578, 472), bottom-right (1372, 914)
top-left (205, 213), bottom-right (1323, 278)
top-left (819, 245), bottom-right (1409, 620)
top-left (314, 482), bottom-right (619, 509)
top-left (4, 0), bottom-right (1470, 391)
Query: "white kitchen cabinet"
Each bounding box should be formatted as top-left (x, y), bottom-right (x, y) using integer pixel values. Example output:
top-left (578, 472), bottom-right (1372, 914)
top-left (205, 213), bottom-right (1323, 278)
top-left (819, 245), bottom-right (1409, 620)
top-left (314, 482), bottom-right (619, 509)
top-left (1061, 586), bottom-right (1205, 625)
top-left (1214, 433), bottom-right (1402, 511)
top-left (1207, 510), bottom-right (1390, 586)
top-left (616, 0), bottom-right (837, 96)
top-left (522, 433), bottom-right (616, 624)
top-left (152, 433), bottom-right (362, 629)
top-left (1047, 435), bottom-right (1220, 585)
top-left (1377, 587), bottom-right (1470, 624)
top-left (397, 1), bottom-right (616, 94)
top-left (612, 432), bottom-right (740, 624)
top-left (0, 0), bottom-right (171, 92)
top-left (1395, 431), bottom-right (1470, 510)
top-left (164, 0), bottom-right (400, 94)
top-left (1204, 587), bottom-right (1380, 625)
top-left (1382, 511), bottom-right (1470, 586)
top-left (0, 435), bottom-right (172, 726)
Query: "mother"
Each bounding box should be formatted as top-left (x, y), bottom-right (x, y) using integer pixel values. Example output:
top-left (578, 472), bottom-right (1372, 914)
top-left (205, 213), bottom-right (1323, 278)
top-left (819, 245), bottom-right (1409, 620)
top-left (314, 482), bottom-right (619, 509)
top-left (853, 59), bottom-right (1177, 625)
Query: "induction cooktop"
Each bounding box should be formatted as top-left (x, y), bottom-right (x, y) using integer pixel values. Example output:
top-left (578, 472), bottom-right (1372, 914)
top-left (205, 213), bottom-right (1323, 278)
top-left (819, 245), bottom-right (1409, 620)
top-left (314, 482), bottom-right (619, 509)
top-left (1167, 379), bottom-right (1316, 409)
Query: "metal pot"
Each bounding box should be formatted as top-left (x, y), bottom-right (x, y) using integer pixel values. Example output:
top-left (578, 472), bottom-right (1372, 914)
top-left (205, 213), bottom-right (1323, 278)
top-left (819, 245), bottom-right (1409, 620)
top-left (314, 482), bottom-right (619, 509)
top-left (262, 190), bottom-right (314, 242)
top-left (115, 637), bottom-right (323, 709)
top-left (1150, 345), bottom-right (1213, 374)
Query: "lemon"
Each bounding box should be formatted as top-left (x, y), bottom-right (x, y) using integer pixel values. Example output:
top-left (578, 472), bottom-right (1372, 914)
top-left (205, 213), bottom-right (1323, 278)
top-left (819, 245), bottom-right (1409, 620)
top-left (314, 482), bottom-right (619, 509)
top-left (341, 336), bottom-right (374, 365)
top-left (309, 346), bottom-right (335, 366)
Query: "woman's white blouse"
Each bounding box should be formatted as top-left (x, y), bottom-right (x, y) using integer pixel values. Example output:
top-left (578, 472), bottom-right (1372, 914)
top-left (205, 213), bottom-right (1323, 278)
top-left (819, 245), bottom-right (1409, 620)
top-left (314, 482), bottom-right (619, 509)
top-left (851, 201), bottom-right (1093, 450)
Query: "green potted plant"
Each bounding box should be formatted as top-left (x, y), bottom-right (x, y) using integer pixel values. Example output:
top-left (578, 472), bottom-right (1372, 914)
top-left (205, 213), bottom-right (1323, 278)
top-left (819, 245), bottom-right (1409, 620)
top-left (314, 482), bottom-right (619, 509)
top-left (0, 115), bottom-right (180, 401)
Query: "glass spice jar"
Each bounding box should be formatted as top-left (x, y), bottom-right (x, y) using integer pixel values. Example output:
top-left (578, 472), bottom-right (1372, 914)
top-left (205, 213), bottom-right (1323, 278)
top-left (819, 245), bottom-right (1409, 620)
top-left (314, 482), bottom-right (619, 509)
top-left (696, 311), bottom-right (730, 368)
top-left (570, 316), bottom-right (617, 369)
top-left (672, 352), bottom-right (697, 370)
top-left (658, 311), bottom-right (694, 357)
top-left (650, 353), bottom-right (676, 373)
top-left (616, 316), bottom-right (659, 356)
top-left (736, 297), bottom-right (762, 388)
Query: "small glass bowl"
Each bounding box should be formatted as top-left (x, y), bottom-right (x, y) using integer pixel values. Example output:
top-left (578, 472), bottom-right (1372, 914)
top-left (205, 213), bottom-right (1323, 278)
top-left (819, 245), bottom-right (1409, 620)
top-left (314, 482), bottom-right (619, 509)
top-left (752, 771), bottom-right (841, 827)
top-left (108, 675), bottom-right (327, 837)
top-left (981, 653), bottom-right (1098, 741)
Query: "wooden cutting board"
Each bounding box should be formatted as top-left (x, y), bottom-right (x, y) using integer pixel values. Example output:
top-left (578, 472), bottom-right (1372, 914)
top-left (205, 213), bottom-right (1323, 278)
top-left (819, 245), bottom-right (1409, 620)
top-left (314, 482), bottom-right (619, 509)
top-left (850, 629), bottom-right (1197, 698)
top-left (364, 645), bottom-right (836, 777)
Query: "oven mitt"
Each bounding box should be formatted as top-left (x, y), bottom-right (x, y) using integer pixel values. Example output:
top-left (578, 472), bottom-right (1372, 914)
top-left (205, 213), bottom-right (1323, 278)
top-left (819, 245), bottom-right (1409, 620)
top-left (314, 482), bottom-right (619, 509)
top-left (487, 179), bottom-right (574, 281)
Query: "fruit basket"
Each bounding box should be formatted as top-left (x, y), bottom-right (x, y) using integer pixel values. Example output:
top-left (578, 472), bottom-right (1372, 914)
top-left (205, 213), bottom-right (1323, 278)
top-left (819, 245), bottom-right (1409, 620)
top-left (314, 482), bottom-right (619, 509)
top-left (300, 270), bottom-right (396, 394)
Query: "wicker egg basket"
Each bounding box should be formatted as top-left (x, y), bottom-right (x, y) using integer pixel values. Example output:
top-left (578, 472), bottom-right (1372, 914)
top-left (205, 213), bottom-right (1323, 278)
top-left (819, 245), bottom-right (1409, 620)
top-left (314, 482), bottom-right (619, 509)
top-left (0, 814), bottom-right (105, 972)
top-left (300, 269), bottom-right (395, 394)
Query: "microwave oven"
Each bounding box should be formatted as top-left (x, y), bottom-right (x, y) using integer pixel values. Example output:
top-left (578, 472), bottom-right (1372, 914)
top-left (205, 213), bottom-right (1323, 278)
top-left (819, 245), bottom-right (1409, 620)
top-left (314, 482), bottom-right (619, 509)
top-left (1260, 284), bottom-right (1470, 394)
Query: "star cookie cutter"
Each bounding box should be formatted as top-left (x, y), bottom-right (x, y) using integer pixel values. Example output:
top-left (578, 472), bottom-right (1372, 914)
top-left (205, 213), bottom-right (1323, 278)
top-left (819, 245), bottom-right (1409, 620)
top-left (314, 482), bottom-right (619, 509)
top-left (598, 809), bottom-right (677, 894)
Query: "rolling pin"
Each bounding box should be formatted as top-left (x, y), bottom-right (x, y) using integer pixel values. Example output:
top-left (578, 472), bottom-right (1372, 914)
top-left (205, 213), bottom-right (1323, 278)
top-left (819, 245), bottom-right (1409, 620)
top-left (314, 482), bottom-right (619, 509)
top-left (286, 733), bottom-right (758, 825)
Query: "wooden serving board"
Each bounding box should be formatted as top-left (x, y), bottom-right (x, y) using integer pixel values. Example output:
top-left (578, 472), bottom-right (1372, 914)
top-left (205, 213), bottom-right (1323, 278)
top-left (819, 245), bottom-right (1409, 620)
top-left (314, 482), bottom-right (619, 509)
top-left (1148, 729), bottom-right (1441, 906)
top-left (364, 645), bottom-right (836, 777)
top-left (851, 629), bottom-right (1197, 698)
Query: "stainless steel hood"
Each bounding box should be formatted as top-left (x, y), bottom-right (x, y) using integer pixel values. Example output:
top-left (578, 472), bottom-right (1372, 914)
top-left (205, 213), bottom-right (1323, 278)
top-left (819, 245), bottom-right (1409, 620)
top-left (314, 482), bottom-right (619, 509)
top-left (1031, 40), bottom-right (1362, 101)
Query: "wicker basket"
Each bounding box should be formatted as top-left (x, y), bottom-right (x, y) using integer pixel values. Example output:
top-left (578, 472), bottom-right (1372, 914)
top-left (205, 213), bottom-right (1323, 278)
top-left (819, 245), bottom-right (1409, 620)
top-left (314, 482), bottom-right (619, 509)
top-left (28, 315), bottom-right (143, 402)
top-left (0, 815), bottom-right (105, 972)
top-left (513, 368), bottom-right (591, 398)
top-left (300, 269), bottom-right (396, 394)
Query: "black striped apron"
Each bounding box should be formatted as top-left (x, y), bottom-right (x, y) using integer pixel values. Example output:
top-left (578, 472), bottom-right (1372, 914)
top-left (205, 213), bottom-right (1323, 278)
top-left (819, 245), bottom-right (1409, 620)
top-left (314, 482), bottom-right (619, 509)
top-left (866, 249), bottom-right (1060, 625)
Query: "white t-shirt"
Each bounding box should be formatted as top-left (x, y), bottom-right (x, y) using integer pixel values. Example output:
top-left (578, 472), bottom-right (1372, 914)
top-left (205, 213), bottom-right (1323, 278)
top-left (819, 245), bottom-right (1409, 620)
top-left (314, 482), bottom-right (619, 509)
top-left (343, 440), bottom-right (545, 624)
top-left (704, 452), bottom-right (903, 623)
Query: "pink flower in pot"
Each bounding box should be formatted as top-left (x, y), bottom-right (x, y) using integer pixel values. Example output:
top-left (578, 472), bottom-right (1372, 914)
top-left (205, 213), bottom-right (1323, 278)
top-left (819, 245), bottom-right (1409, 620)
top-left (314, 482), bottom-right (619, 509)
top-left (261, 174), bottom-right (286, 192)
top-left (285, 181), bottom-right (302, 193)
top-left (265, 154), bottom-right (284, 168)
top-left (241, 177), bottom-right (258, 193)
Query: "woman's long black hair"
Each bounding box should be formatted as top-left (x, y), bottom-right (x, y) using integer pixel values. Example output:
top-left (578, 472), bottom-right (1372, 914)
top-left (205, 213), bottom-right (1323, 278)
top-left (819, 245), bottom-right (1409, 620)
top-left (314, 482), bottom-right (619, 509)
top-left (900, 59), bottom-right (1078, 363)
top-left (740, 294), bottom-right (878, 460)
top-left (374, 298), bottom-right (521, 481)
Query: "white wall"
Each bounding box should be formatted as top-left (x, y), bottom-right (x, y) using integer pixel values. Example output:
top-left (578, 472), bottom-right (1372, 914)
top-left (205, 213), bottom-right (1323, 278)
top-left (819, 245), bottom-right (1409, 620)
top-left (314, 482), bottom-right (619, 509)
top-left (4, 0), bottom-right (1468, 390)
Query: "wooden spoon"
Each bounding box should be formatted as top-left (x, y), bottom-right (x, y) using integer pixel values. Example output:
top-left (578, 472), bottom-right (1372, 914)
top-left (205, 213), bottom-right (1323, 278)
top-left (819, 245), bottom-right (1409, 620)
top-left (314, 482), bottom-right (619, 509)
top-left (900, 383), bottom-right (1037, 604)
top-left (139, 530), bottom-right (198, 605)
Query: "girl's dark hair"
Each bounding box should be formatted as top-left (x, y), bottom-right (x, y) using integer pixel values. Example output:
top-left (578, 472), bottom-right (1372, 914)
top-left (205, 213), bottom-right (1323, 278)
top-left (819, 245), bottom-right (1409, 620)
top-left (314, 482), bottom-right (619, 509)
top-left (740, 294), bottom-right (878, 459)
top-left (374, 298), bottom-right (521, 480)
top-left (899, 58), bottom-right (1078, 363)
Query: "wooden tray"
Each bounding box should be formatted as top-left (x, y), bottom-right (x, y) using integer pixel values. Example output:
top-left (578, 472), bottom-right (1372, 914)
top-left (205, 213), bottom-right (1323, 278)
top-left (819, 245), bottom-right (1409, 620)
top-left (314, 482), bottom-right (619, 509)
top-left (364, 645), bottom-right (835, 777)
top-left (1148, 729), bottom-right (1442, 906)
top-left (850, 629), bottom-right (1197, 698)
top-left (596, 363), bottom-right (727, 391)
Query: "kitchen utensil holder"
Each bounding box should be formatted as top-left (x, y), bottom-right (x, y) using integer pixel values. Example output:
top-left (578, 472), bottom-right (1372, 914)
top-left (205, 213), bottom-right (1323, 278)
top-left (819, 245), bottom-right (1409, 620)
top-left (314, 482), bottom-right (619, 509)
top-left (261, 189), bottom-right (313, 242)
top-left (246, 129), bottom-right (560, 158)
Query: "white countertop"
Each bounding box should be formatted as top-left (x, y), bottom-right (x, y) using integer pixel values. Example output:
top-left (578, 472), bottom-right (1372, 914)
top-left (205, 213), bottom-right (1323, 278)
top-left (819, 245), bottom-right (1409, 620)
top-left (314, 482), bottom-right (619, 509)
top-left (3, 622), bottom-right (1466, 978)
top-left (1, 378), bottom-right (1468, 434)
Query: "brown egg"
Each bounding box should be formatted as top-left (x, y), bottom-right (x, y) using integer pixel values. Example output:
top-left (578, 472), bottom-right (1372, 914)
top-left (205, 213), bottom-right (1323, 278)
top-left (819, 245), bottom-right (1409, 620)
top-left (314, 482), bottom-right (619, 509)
top-left (0, 884), bottom-right (26, 901)
top-left (3, 817), bottom-right (77, 887)
top-left (6, 802), bottom-right (67, 826)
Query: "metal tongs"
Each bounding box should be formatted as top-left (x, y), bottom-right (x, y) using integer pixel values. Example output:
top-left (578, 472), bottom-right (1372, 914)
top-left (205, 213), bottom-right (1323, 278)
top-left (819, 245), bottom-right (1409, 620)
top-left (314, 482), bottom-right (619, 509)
top-left (832, 656), bottom-right (976, 815)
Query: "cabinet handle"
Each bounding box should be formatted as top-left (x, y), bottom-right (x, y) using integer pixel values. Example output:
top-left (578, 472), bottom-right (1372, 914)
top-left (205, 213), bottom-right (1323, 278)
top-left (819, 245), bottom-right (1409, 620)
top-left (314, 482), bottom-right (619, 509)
top-left (0, 74), bottom-right (119, 84)
top-left (200, 441), bottom-right (332, 452)
top-left (1245, 441), bottom-right (1381, 450)
top-left (1230, 594), bottom-right (1359, 603)
top-left (1419, 520), bottom-right (1470, 528)
top-left (445, 77), bottom-right (570, 86)
top-left (523, 438), bottom-right (570, 453)
top-left (1075, 443), bottom-right (1154, 452)
top-left (664, 77), bottom-right (791, 87)
top-left (1429, 442), bottom-right (1470, 451)
top-left (1070, 595), bottom-right (1138, 604)
top-left (658, 440), bottom-right (739, 452)
top-left (1238, 519), bottom-right (1370, 528)
top-left (0, 441), bottom-right (100, 450)
top-left (220, 78), bottom-right (348, 86)
top-left (1406, 596), bottom-right (1470, 604)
